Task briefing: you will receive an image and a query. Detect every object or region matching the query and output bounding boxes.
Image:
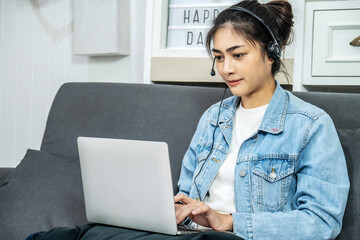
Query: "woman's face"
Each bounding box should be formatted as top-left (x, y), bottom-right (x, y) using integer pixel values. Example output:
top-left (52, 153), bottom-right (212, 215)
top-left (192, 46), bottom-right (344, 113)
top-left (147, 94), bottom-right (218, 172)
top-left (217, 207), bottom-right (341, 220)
top-left (212, 26), bottom-right (275, 108)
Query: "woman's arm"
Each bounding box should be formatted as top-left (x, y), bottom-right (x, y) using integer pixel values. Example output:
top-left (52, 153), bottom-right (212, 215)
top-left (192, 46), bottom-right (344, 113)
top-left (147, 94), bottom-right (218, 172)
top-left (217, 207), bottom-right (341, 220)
top-left (177, 109), bottom-right (210, 196)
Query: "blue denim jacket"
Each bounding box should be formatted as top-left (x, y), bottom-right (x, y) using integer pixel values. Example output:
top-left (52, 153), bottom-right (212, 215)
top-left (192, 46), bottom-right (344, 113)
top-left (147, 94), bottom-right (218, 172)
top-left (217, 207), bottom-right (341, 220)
top-left (177, 81), bottom-right (350, 240)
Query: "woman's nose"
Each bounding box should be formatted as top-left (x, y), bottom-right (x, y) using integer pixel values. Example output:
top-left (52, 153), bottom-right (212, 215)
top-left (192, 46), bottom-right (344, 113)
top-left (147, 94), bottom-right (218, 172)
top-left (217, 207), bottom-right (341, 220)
top-left (222, 58), bottom-right (236, 75)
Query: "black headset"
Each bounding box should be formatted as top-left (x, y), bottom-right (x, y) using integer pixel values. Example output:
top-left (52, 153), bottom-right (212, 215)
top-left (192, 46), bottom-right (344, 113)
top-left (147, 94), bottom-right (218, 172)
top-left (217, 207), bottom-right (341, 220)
top-left (210, 6), bottom-right (281, 76)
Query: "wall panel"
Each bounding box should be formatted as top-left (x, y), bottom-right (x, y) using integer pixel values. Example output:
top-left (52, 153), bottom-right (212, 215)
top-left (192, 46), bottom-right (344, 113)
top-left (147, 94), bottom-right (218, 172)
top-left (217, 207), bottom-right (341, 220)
top-left (0, 1), bottom-right (4, 146)
top-left (30, 0), bottom-right (52, 152)
top-left (14, 0), bottom-right (35, 163)
top-left (0, 0), bottom-right (146, 167)
top-left (0, 1), bottom-right (19, 166)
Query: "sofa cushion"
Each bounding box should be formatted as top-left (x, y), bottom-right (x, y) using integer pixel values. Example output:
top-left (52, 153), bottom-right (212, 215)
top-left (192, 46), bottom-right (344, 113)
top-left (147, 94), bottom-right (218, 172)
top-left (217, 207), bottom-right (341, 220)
top-left (0, 149), bottom-right (87, 240)
top-left (336, 128), bottom-right (360, 240)
top-left (0, 167), bottom-right (14, 185)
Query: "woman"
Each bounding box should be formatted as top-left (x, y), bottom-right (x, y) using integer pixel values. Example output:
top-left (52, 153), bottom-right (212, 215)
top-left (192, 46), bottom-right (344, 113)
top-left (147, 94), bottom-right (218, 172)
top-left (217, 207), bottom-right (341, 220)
top-left (174, 0), bottom-right (350, 239)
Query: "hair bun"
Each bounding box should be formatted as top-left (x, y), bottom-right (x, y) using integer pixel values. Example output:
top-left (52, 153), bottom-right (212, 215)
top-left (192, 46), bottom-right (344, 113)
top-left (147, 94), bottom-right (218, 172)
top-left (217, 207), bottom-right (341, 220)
top-left (264, 0), bottom-right (294, 47)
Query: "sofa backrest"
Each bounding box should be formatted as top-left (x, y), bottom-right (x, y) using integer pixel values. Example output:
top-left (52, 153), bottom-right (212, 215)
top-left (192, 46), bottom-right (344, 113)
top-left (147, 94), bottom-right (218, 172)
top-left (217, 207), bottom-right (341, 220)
top-left (40, 83), bottom-right (359, 239)
top-left (41, 83), bottom-right (232, 194)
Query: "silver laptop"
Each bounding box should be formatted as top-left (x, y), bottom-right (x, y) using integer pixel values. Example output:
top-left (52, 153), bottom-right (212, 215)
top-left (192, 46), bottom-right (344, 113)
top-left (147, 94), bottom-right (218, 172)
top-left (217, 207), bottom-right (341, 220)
top-left (77, 136), bottom-right (203, 235)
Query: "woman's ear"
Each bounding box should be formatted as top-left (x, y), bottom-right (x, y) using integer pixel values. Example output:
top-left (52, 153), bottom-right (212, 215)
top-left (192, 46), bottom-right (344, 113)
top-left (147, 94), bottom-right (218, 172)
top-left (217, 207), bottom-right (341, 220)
top-left (267, 54), bottom-right (275, 65)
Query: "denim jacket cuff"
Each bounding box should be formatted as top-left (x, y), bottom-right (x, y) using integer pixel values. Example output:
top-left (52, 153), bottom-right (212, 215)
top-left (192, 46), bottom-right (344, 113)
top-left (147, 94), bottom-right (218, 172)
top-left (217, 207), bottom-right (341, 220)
top-left (176, 191), bottom-right (189, 197)
top-left (232, 212), bottom-right (254, 240)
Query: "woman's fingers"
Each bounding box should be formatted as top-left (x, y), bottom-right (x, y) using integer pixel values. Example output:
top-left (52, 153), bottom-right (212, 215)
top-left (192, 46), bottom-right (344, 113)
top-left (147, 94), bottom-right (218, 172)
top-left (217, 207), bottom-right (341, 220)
top-left (174, 193), bottom-right (196, 204)
top-left (174, 196), bottom-right (232, 231)
top-left (175, 200), bottom-right (212, 224)
top-left (191, 203), bottom-right (210, 215)
top-left (175, 204), bottom-right (195, 224)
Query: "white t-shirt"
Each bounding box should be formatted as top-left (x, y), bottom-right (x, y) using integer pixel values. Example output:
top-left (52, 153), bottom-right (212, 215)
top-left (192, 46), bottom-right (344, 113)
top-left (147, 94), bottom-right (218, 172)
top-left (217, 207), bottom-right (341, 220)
top-left (204, 103), bottom-right (268, 214)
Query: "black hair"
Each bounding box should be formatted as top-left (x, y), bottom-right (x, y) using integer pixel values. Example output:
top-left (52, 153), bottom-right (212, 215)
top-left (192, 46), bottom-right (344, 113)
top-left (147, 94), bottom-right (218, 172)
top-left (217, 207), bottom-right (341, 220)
top-left (206, 0), bottom-right (294, 77)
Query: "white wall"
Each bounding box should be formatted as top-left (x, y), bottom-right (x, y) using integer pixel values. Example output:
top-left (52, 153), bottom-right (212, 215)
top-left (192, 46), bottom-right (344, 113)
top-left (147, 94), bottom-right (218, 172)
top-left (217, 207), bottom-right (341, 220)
top-left (0, 0), bottom-right (146, 167)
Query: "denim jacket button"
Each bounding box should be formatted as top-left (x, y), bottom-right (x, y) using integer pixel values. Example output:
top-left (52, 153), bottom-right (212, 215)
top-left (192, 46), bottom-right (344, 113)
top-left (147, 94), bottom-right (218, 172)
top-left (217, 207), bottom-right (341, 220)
top-left (269, 169), bottom-right (277, 179)
top-left (239, 170), bottom-right (246, 177)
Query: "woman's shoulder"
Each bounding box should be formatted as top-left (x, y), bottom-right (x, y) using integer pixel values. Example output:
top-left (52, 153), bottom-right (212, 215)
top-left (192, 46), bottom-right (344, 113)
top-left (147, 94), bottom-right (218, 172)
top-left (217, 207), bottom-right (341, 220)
top-left (285, 90), bottom-right (328, 121)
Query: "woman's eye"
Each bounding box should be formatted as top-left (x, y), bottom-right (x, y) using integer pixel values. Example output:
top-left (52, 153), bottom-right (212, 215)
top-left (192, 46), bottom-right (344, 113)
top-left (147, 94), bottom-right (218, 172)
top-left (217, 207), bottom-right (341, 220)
top-left (234, 53), bottom-right (245, 58)
top-left (214, 56), bottom-right (223, 61)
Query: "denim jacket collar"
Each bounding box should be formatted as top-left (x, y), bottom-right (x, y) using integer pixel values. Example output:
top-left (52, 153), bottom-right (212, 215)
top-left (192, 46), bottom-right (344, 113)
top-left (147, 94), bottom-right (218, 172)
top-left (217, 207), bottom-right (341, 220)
top-left (210, 80), bottom-right (288, 137)
top-left (258, 80), bottom-right (288, 135)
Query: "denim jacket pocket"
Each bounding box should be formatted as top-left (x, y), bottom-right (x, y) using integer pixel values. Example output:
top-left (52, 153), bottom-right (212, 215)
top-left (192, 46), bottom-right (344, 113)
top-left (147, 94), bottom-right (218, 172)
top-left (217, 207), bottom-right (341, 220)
top-left (251, 156), bottom-right (295, 212)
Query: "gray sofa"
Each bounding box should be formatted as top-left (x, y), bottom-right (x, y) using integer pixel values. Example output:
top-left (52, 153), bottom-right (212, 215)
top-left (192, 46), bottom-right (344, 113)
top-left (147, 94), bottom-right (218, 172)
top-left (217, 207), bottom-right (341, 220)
top-left (0, 82), bottom-right (359, 240)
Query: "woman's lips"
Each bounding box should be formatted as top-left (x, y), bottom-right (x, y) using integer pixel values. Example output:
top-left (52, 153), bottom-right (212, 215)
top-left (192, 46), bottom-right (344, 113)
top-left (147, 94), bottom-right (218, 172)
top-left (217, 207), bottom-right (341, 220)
top-left (226, 79), bottom-right (243, 87)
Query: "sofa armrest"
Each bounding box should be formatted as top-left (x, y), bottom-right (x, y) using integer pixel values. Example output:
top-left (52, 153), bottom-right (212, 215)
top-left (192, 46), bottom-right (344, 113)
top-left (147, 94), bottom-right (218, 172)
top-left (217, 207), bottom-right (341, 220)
top-left (0, 168), bottom-right (14, 185)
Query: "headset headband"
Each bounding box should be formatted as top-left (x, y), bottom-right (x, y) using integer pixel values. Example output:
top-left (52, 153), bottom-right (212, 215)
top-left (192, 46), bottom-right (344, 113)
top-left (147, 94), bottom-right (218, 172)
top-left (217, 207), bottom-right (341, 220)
top-left (227, 6), bottom-right (279, 46)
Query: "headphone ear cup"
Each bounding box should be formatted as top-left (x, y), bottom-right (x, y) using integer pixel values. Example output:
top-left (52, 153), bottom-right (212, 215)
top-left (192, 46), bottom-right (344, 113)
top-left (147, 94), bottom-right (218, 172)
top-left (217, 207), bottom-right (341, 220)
top-left (268, 42), bottom-right (281, 61)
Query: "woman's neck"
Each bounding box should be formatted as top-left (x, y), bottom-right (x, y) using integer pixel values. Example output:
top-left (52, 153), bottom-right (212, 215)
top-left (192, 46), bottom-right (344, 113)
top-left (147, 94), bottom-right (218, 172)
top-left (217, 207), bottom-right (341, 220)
top-left (241, 79), bottom-right (276, 109)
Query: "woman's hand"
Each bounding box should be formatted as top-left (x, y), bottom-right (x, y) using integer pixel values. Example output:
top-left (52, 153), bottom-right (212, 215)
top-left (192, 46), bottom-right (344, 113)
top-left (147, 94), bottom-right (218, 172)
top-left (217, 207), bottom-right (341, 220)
top-left (174, 193), bottom-right (233, 232)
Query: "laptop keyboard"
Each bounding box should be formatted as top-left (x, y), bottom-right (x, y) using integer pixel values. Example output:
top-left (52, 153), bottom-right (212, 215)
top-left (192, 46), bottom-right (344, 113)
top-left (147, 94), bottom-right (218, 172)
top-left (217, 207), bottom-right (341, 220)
top-left (177, 223), bottom-right (199, 232)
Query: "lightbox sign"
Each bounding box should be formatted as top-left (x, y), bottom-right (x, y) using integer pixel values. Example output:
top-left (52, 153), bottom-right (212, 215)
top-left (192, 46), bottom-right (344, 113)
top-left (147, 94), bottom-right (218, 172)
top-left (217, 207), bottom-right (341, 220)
top-left (167, 0), bottom-right (238, 49)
